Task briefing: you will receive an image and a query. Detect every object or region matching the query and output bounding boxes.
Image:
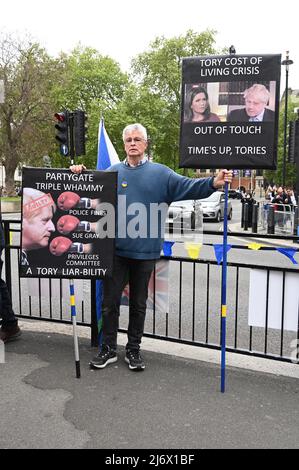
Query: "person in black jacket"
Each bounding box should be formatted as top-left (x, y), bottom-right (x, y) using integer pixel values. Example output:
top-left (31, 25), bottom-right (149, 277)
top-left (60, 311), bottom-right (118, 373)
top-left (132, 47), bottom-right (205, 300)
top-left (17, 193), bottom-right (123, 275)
top-left (0, 207), bottom-right (21, 343)
top-left (241, 191), bottom-right (255, 227)
top-left (228, 84), bottom-right (275, 122)
top-left (271, 186), bottom-right (286, 227)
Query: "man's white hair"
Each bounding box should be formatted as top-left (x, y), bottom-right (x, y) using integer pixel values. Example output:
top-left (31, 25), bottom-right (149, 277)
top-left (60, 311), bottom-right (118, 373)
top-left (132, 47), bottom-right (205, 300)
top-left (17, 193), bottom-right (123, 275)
top-left (22, 187), bottom-right (56, 220)
top-left (122, 123), bottom-right (147, 142)
top-left (23, 187), bottom-right (47, 205)
top-left (244, 84), bottom-right (270, 104)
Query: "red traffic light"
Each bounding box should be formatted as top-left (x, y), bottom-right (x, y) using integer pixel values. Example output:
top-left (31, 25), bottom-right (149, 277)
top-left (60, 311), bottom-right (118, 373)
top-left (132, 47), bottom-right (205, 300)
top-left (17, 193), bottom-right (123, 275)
top-left (54, 112), bottom-right (67, 122)
top-left (54, 110), bottom-right (69, 156)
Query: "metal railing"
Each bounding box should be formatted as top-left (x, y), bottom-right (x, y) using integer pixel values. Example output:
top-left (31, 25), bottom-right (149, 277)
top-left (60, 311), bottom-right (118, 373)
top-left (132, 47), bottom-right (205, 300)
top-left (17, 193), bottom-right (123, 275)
top-left (1, 219), bottom-right (90, 329)
top-left (259, 202), bottom-right (296, 234)
top-left (137, 255), bottom-right (299, 364)
top-left (1, 219), bottom-right (299, 364)
top-left (241, 199), bottom-right (298, 235)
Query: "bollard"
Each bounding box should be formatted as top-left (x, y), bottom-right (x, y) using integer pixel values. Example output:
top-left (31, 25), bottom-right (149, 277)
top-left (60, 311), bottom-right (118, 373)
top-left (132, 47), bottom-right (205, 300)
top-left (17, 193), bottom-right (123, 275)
top-left (243, 203), bottom-right (249, 231)
top-left (252, 203), bottom-right (259, 233)
top-left (241, 202), bottom-right (244, 228)
top-left (267, 205), bottom-right (275, 234)
top-left (181, 213), bottom-right (184, 235)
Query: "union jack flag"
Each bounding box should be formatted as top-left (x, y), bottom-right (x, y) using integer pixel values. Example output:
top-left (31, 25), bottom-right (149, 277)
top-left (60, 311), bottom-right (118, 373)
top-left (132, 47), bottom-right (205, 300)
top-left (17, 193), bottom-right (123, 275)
top-left (121, 260), bottom-right (169, 313)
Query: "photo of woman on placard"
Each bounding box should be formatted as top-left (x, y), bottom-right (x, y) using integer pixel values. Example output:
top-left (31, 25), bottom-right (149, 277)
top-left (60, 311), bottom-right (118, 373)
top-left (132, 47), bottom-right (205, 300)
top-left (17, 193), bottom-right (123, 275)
top-left (184, 86), bottom-right (221, 123)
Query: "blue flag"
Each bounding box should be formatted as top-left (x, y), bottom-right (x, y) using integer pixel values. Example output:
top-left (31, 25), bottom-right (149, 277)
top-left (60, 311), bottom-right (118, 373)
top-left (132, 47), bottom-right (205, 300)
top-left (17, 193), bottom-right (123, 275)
top-left (213, 244), bottom-right (232, 265)
top-left (276, 248), bottom-right (298, 265)
top-left (96, 119), bottom-right (119, 345)
top-left (97, 118), bottom-right (120, 169)
top-left (162, 241), bottom-right (175, 256)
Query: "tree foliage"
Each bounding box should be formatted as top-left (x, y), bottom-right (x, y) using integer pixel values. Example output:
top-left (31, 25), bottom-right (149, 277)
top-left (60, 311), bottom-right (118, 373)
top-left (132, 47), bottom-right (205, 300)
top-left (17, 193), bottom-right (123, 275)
top-left (0, 33), bottom-right (59, 194)
top-left (263, 101), bottom-right (297, 188)
top-left (2, 29), bottom-right (293, 194)
top-left (52, 46), bottom-right (129, 169)
top-left (130, 30), bottom-right (219, 171)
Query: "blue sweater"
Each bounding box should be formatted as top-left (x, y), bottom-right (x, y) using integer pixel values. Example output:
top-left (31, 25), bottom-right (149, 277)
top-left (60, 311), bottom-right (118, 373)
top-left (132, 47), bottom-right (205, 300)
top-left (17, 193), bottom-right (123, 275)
top-left (109, 161), bottom-right (216, 260)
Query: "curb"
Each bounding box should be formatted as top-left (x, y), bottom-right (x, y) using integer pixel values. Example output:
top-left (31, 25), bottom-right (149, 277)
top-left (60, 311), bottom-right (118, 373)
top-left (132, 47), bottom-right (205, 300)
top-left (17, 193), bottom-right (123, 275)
top-left (18, 319), bottom-right (299, 380)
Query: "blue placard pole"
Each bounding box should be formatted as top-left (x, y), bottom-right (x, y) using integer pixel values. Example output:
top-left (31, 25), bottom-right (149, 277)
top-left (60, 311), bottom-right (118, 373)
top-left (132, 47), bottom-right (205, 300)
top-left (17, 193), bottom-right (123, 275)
top-left (220, 181), bottom-right (229, 393)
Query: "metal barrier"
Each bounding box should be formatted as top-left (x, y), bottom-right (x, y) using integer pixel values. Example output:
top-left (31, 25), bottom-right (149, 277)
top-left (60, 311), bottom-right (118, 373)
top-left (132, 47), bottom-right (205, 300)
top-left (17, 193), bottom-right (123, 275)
top-left (1, 219), bottom-right (299, 365)
top-left (259, 202), bottom-right (296, 234)
top-left (136, 256), bottom-right (299, 364)
top-left (1, 219), bottom-right (92, 329)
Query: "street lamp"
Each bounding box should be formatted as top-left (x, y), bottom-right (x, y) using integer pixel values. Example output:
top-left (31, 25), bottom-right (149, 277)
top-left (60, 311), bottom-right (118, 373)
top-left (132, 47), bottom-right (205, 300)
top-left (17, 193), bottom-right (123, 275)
top-left (282, 51), bottom-right (293, 187)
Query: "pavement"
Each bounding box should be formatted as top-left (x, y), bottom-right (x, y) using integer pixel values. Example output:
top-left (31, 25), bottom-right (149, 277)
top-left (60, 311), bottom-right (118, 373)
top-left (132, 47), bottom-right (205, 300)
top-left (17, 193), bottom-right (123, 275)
top-left (1, 319), bottom-right (299, 450)
top-left (1, 206), bottom-right (299, 451)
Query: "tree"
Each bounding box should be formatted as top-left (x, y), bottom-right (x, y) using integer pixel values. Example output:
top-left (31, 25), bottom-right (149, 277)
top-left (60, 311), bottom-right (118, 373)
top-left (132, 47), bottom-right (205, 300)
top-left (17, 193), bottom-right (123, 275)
top-left (71, 31), bottom-right (219, 168)
top-left (129, 29), bottom-right (219, 171)
top-left (103, 83), bottom-right (170, 160)
top-left (0, 30), bottom-right (221, 186)
top-left (52, 46), bottom-right (129, 169)
top-left (264, 102), bottom-right (297, 188)
top-left (0, 33), bottom-right (59, 194)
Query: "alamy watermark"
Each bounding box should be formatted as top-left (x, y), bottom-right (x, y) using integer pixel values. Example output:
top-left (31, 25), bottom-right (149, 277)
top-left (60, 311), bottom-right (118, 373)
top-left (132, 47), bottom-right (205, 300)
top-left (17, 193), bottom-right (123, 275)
top-left (82, 196), bottom-right (204, 243)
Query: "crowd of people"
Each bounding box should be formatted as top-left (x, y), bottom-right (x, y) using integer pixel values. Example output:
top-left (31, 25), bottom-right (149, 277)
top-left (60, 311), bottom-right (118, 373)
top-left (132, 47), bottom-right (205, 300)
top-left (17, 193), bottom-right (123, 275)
top-left (264, 185), bottom-right (297, 228)
top-left (266, 185), bottom-right (297, 207)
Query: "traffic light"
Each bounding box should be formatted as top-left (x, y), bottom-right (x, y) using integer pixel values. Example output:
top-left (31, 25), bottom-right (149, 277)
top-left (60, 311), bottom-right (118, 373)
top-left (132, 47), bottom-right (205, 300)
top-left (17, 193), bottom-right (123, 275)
top-left (74, 110), bottom-right (87, 156)
top-left (288, 120), bottom-right (299, 164)
top-left (54, 110), bottom-right (69, 156)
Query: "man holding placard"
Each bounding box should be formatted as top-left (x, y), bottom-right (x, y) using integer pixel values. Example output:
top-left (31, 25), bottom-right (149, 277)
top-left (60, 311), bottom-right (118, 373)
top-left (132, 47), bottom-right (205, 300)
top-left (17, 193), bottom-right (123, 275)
top-left (71, 123), bottom-right (232, 371)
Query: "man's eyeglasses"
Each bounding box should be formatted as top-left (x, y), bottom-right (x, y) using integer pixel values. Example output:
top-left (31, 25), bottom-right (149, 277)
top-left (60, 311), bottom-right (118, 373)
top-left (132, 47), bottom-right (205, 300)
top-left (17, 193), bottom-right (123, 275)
top-left (124, 137), bottom-right (145, 144)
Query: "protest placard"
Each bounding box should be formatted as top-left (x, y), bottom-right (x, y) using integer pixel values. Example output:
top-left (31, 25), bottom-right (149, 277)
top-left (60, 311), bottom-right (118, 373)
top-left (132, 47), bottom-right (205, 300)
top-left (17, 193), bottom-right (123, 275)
top-left (20, 167), bottom-right (117, 279)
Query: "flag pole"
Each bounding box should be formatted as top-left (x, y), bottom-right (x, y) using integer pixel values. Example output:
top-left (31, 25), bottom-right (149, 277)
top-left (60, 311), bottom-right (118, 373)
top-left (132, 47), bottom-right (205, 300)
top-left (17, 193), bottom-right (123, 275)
top-left (95, 117), bottom-right (104, 348)
top-left (220, 180), bottom-right (229, 393)
top-left (95, 117), bottom-right (120, 348)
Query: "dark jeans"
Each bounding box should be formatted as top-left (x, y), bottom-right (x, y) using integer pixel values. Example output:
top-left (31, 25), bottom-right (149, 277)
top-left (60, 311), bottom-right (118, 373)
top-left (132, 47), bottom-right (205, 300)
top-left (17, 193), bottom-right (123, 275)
top-left (102, 255), bottom-right (156, 351)
top-left (0, 259), bottom-right (17, 328)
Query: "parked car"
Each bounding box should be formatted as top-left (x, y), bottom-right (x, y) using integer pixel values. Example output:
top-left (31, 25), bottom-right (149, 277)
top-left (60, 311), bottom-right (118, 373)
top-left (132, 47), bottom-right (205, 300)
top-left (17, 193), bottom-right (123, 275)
top-left (165, 199), bottom-right (202, 232)
top-left (228, 189), bottom-right (242, 199)
top-left (198, 191), bottom-right (232, 222)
